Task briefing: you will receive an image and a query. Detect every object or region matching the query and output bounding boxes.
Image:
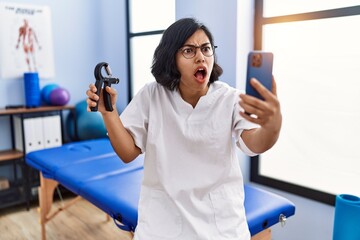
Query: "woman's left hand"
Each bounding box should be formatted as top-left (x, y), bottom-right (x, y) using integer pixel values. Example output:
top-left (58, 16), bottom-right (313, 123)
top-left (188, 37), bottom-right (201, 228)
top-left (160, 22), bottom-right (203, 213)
top-left (239, 77), bottom-right (282, 153)
top-left (239, 77), bottom-right (281, 130)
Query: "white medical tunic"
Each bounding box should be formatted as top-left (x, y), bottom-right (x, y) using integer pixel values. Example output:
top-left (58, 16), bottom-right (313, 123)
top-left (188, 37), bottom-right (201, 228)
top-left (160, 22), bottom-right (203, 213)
top-left (120, 81), bottom-right (259, 240)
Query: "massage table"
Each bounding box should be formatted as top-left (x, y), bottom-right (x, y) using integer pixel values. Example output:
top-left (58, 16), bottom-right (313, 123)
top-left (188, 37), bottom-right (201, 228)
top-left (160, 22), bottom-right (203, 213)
top-left (25, 138), bottom-right (295, 240)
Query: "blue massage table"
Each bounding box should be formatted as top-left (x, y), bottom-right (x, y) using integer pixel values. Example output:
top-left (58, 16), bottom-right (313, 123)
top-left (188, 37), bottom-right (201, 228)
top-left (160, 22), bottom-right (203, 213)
top-left (26, 138), bottom-right (295, 240)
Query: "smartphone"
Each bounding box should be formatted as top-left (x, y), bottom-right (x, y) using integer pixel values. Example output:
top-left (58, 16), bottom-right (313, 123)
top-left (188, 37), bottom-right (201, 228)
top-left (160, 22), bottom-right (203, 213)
top-left (246, 51), bottom-right (273, 100)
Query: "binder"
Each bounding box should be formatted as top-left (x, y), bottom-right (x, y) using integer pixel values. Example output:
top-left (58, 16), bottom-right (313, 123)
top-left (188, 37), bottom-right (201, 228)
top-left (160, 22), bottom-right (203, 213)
top-left (43, 115), bottom-right (62, 148)
top-left (23, 117), bottom-right (44, 153)
top-left (32, 117), bottom-right (44, 152)
top-left (13, 114), bottom-right (63, 153)
top-left (13, 116), bottom-right (23, 152)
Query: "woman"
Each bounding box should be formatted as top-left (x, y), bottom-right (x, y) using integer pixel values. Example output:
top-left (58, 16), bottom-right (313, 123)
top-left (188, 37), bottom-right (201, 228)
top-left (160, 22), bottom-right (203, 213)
top-left (86, 18), bottom-right (282, 240)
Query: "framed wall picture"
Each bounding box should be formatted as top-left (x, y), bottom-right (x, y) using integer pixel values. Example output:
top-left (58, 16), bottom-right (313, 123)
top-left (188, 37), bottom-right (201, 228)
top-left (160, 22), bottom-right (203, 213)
top-left (0, 2), bottom-right (55, 78)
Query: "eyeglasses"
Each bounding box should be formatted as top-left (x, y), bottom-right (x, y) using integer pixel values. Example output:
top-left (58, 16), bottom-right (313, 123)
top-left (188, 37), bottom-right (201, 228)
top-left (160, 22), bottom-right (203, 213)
top-left (178, 44), bottom-right (217, 59)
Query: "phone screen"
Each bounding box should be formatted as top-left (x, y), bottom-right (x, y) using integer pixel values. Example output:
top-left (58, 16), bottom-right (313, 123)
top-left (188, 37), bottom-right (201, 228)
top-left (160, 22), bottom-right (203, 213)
top-left (246, 51), bottom-right (273, 100)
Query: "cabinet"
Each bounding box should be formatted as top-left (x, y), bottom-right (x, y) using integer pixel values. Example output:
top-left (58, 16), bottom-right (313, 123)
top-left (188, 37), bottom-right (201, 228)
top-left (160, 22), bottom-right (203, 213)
top-left (0, 106), bottom-right (75, 210)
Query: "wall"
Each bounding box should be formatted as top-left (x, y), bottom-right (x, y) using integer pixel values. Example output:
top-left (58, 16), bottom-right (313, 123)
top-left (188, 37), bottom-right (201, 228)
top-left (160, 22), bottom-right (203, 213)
top-left (0, 0), bottom-right (129, 150)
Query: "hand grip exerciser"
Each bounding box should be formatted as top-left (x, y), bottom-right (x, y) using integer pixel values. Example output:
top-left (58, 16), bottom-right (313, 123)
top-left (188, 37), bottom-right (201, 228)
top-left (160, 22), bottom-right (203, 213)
top-left (90, 62), bottom-right (120, 112)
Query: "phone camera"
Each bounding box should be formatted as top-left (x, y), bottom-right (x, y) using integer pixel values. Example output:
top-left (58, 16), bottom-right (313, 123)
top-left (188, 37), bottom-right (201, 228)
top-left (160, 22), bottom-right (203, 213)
top-left (252, 53), bottom-right (262, 68)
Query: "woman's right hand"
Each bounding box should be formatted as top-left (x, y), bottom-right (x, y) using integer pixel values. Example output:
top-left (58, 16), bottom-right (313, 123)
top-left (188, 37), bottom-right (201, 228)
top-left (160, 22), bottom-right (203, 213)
top-left (86, 84), bottom-right (118, 114)
top-left (86, 83), bottom-right (140, 163)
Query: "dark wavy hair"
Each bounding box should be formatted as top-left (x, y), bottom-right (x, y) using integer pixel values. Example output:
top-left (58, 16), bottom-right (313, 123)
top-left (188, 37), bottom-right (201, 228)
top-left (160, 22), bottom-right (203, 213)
top-left (151, 18), bottom-right (223, 91)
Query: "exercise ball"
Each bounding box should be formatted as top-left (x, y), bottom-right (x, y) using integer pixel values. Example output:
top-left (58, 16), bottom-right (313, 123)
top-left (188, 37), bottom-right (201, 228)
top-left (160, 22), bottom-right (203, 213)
top-left (66, 99), bottom-right (107, 140)
top-left (41, 83), bottom-right (59, 104)
top-left (74, 99), bottom-right (88, 115)
top-left (49, 87), bottom-right (70, 106)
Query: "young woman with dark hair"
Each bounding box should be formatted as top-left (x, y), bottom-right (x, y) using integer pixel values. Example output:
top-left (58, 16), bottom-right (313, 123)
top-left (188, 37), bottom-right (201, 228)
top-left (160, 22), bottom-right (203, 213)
top-left (86, 17), bottom-right (282, 240)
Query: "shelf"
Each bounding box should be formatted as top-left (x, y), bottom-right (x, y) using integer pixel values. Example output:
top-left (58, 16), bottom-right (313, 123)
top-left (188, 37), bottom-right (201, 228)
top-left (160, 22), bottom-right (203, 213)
top-left (0, 105), bottom-right (74, 116)
top-left (0, 105), bottom-right (75, 210)
top-left (0, 150), bottom-right (24, 162)
top-left (0, 187), bottom-right (25, 209)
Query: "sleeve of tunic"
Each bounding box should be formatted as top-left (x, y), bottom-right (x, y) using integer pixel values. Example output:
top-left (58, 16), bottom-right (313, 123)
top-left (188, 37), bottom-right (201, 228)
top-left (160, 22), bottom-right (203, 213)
top-left (120, 84), bottom-right (151, 153)
top-left (232, 90), bottom-right (260, 156)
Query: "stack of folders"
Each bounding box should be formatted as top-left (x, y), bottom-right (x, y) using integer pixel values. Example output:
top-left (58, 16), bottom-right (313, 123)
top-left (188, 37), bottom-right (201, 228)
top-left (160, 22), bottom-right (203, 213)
top-left (13, 114), bottom-right (62, 153)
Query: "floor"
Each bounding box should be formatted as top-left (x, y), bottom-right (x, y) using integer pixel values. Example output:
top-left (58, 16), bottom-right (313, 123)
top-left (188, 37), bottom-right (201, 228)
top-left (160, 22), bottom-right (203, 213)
top-left (0, 196), bottom-right (133, 240)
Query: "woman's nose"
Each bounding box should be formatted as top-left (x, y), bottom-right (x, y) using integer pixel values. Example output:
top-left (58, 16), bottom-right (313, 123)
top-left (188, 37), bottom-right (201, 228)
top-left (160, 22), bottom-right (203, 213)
top-left (194, 49), bottom-right (205, 62)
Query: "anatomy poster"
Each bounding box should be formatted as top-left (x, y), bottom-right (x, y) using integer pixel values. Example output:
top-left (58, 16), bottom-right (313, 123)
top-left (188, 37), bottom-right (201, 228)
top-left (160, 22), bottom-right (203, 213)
top-left (0, 2), bottom-right (55, 78)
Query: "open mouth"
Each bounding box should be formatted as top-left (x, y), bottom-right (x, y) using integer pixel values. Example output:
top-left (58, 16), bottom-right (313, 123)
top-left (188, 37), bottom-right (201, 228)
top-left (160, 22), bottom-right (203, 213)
top-left (194, 67), bottom-right (207, 83)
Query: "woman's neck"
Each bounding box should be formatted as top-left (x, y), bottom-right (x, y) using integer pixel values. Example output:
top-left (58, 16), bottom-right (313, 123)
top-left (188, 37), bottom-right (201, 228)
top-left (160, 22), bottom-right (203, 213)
top-left (178, 84), bottom-right (209, 108)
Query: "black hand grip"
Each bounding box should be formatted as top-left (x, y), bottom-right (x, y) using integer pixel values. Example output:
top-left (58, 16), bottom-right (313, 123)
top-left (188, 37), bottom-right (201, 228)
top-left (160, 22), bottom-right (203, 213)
top-left (90, 79), bottom-right (103, 112)
top-left (90, 62), bottom-right (119, 112)
top-left (103, 81), bottom-right (113, 111)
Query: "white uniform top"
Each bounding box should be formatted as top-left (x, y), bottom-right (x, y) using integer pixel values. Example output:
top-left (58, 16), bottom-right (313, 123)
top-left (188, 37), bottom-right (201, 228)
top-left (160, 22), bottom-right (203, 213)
top-left (121, 81), bottom-right (259, 240)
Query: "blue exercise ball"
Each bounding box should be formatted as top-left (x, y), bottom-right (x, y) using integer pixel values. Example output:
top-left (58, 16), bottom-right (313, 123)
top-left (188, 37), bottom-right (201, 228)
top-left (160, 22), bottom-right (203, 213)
top-left (66, 99), bottom-right (107, 140)
top-left (41, 84), bottom-right (59, 104)
top-left (74, 99), bottom-right (88, 117)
